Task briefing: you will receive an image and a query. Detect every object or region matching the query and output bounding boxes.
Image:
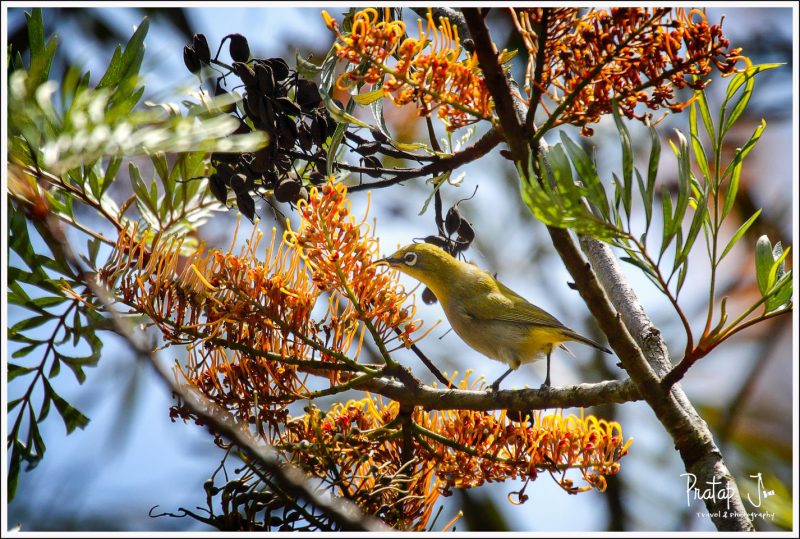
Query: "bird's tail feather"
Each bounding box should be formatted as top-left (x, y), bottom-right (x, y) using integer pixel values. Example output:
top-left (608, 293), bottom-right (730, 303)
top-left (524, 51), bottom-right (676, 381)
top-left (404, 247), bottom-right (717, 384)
top-left (566, 332), bottom-right (612, 354)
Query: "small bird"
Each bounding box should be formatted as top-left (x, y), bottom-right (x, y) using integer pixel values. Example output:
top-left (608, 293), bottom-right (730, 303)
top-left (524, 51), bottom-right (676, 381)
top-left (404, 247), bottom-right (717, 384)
top-left (379, 243), bottom-right (611, 391)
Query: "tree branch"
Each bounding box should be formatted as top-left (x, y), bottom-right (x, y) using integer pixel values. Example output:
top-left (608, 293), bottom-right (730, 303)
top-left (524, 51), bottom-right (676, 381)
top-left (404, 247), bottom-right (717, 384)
top-left (347, 128), bottom-right (503, 192)
top-left (362, 376), bottom-right (640, 411)
top-left (462, 10), bottom-right (529, 165)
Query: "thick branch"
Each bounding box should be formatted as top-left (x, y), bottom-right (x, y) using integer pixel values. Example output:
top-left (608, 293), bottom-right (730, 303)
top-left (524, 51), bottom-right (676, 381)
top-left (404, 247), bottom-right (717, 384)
top-left (360, 377), bottom-right (640, 412)
top-left (462, 10), bottom-right (529, 165)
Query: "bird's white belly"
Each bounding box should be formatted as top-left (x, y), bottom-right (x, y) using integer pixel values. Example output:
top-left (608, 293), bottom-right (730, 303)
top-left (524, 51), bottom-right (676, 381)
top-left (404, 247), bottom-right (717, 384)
top-left (443, 305), bottom-right (549, 370)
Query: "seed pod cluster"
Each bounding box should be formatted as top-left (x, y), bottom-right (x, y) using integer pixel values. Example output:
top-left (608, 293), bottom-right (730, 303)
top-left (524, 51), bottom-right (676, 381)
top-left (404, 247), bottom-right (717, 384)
top-left (183, 33), bottom-right (211, 74)
top-left (420, 203), bottom-right (475, 304)
top-left (183, 32), bottom-right (338, 220)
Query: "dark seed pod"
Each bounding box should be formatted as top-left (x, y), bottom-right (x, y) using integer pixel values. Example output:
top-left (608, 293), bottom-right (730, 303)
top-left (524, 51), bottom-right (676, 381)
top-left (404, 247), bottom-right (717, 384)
top-left (370, 127), bottom-right (389, 143)
top-left (319, 111), bottom-right (337, 136)
top-left (309, 117), bottom-right (325, 147)
top-left (499, 149), bottom-right (513, 160)
top-left (233, 62), bottom-right (258, 89)
top-left (276, 116), bottom-right (297, 148)
top-left (211, 152), bottom-right (236, 165)
top-left (295, 79), bottom-right (321, 111)
top-left (192, 34), bottom-right (211, 64)
top-left (297, 123), bottom-right (313, 152)
top-left (214, 162), bottom-right (235, 181)
top-left (274, 178), bottom-right (302, 203)
top-left (445, 206), bottom-right (462, 236)
top-left (228, 33), bottom-right (250, 63)
top-left (262, 169), bottom-right (278, 188)
top-left (183, 45), bottom-right (201, 74)
top-left (265, 57), bottom-right (290, 81)
top-left (229, 173), bottom-right (250, 194)
top-left (275, 96), bottom-right (301, 117)
top-left (423, 235), bottom-right (450, 249)
top-left (236, 191), bottom-right (256, 221)
top-left (356, 141), bottom-right (381, 156)
top-left (244, 153), bottom-right (273, 176)
top-left (457, 219), bottom-right (475, 243)
top-left (309, 171), bottom-right (326, 185)
top-left (275, 153), bottom-right (292, 172)
top-left (422, 287), bottom-right (438, 305)
top-left (296, 186), bottom-right (309, 203)
top-left (254, 62), bottom-right (275, 95)
top-left (208, 173), bottom-right (228, 204)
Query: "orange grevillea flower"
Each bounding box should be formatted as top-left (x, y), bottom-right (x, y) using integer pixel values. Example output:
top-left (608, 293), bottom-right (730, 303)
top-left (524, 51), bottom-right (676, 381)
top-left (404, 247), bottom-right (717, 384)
top-left (100, 220), bottom-right (318, 437)
top-left (279, 374), bottom-right (631, 529)
top-left (100, 177), bottom-right (429, 438)
top-left (284, 178), bottom-right (432, 352)
top-left (281, 398), bottom-right (440, 530)
top-left (512, 7), bottom-right (747, 135)
top-left (323, 8), bottom-right (495, 131)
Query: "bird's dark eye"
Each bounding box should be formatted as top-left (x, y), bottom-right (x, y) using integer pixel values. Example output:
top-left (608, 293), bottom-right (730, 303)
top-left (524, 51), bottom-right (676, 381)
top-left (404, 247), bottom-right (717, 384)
top-left (403, 252), bottom-right (418, 266)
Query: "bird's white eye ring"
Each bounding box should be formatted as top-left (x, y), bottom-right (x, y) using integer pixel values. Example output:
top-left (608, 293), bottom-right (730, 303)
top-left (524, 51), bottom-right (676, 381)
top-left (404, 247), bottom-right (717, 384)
top-left (404, 252), bottom-right (418, 266)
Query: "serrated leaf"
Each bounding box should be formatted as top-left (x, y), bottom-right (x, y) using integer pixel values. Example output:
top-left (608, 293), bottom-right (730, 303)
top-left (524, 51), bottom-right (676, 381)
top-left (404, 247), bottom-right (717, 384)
top-left (129, 162), bottom-right (160, 227)
top-left (677, 187), bottom-right (708, 269)
top-left (8, 441), bottom-right (22, 501)
top-left (766, 245), bottom-right (791, 294)
top-left (8, 363), bottom-right (37, 381)
top-left (612, 103), bottom-right (633, 212)
top-left (660, 185), bottom-right (674, 256)
top-left (11, 342), bottom-right (43, 359)
top-left (319, 50), bottom-right (370, 129)
top-left (45, 381), bottom-right (90, 434)
top-left (26, 9), bottom-right (45, 59)
top-left (10, 315), bottom-right (51, 334)
top-left (8, 397), bottom-right (26, 412)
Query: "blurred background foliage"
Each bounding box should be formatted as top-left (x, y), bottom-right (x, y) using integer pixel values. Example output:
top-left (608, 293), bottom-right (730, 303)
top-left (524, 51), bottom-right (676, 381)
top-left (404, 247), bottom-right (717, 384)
top-left (5, 6), bottom-right (794, 532)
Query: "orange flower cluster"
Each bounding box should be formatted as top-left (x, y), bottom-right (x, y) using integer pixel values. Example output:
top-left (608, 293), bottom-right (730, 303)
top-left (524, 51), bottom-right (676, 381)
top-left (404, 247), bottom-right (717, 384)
top-left (420, 407), bottom-right (630, 494)
top-left (513, 8), bottom-right (746, 135)
top-left (100, 177), bottom-right (426, 436)
top-left (101, 221), bottom-right (317, 435)
top-left (278, 377), bottom-right (631, 529)
top-left (323, 8), bottom-right (494, 131)
top-left (323, 8), bottom-right (404, 86)
top-left (282, 398), bottom-right (441, 530)
top-left (285, 179), bottom-right (428, 352)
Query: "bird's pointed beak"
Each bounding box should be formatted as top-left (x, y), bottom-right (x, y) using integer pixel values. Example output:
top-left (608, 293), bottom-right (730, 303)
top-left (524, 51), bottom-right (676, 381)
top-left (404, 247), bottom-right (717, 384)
top-left (373, 255), bottom-right (398, 267)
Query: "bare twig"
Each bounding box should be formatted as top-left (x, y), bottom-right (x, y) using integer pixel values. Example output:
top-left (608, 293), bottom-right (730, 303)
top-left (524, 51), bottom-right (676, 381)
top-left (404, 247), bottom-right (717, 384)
top-left (347, 128), bottom-right (503, 192)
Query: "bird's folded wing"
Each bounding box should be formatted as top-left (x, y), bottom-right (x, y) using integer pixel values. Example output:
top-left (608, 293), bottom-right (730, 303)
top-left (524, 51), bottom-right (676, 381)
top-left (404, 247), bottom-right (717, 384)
top-left (463, 289), bottom-right (567, 329)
